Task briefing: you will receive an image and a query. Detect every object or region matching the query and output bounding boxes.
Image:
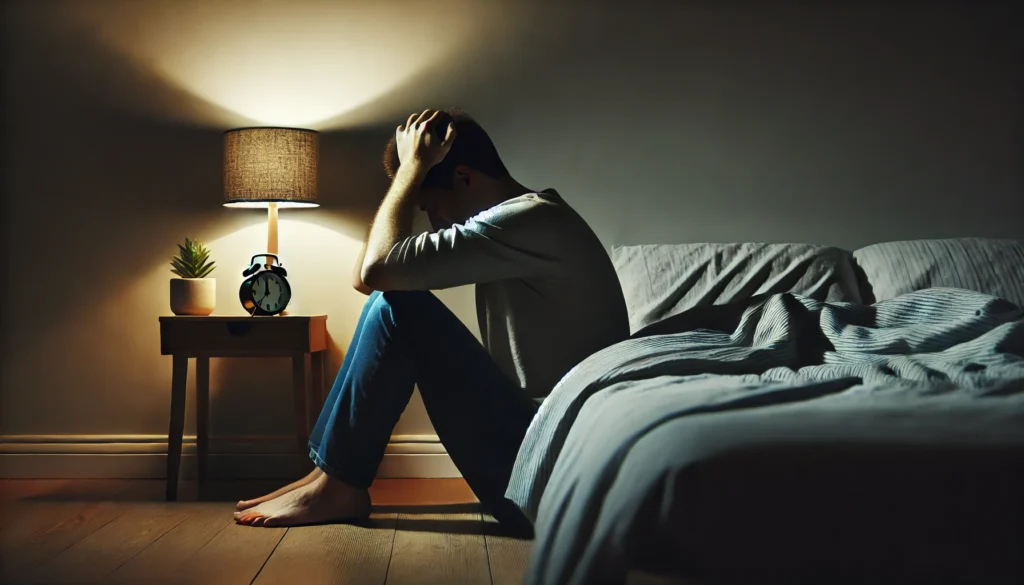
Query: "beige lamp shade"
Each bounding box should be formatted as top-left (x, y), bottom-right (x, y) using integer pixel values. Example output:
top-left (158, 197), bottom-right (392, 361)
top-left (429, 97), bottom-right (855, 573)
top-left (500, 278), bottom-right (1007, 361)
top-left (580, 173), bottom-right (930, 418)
top-left (223, 127), bottom-right (319, 208)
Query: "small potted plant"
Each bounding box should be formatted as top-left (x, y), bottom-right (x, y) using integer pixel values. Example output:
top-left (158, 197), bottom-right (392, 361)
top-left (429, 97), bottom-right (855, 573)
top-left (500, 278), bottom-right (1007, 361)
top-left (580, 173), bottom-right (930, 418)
top-left (169, 237), bottom-right (217, 316)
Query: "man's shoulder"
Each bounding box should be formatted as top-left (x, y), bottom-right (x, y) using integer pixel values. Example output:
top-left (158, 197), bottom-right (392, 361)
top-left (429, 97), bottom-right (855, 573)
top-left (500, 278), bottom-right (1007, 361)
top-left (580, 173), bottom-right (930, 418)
top-left (475, 189), bottom-right (565, 224)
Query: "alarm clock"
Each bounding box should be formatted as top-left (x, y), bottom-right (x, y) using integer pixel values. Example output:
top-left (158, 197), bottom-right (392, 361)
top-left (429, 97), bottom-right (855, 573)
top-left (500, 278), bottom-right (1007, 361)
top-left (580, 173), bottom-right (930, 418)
top-left (239, 254), bottom-right (292, 316)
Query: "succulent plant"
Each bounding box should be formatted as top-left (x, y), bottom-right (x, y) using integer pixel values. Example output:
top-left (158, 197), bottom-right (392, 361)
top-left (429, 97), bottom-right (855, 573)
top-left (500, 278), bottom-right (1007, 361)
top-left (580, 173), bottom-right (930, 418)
top-left (170, 237), bottom-right (216, 279)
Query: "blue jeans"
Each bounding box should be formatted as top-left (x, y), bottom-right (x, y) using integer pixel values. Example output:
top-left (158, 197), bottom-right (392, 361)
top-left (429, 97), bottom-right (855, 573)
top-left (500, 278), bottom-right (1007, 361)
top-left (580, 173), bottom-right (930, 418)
top-left (308, 290), bottom-right (539, 524)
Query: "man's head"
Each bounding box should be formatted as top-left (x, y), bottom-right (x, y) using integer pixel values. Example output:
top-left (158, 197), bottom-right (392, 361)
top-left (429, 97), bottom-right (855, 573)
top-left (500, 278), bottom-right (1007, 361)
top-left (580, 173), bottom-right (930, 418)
top-left (383, 108), bottom-right (510, 230)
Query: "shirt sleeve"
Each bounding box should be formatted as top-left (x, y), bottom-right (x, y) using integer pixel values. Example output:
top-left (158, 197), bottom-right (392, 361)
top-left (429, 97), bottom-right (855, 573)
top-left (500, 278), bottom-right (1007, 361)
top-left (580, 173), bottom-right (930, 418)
top-left (370, 198), bottom-right (560, 291)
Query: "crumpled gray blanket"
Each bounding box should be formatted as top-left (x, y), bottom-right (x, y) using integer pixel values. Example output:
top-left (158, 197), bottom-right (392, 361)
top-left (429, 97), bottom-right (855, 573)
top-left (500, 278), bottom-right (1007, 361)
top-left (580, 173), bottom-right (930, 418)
top-left (505, 287), bottom-right (1024, 585)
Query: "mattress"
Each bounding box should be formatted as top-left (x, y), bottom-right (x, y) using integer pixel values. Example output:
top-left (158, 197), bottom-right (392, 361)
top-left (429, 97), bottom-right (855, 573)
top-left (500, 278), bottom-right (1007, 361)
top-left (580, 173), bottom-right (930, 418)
top-left (506, 288), bottom-right (1024, 585)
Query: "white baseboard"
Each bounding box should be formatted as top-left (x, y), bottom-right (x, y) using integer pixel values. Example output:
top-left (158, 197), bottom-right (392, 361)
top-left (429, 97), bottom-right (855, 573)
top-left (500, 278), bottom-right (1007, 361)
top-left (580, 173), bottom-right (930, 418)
top-left (0, 434), bottom-right (460, 480)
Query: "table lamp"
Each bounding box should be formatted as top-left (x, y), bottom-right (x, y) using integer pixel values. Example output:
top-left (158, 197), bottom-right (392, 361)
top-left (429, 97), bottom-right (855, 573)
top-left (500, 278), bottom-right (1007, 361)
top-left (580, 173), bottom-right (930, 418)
top-left (223, 127), bottom-right (319, 264)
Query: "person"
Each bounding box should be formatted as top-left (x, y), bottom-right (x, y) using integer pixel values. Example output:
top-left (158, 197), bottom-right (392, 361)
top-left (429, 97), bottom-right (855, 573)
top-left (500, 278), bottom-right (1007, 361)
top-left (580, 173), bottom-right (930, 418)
top-left (233, 108), bottom-right (629, 529)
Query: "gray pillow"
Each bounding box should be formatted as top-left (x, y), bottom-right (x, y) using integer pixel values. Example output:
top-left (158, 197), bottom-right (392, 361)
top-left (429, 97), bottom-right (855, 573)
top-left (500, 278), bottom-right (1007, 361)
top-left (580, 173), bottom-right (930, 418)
top-left (853, 238), bottom-right (1024, 306)
top-left (611, 243), bottom-right (862, 333)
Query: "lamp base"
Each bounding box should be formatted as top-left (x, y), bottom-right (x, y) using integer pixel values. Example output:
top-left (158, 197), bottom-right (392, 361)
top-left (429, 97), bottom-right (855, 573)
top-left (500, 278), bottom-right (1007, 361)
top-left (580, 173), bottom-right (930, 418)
top-left (267, 202), bottom-right (278, 265)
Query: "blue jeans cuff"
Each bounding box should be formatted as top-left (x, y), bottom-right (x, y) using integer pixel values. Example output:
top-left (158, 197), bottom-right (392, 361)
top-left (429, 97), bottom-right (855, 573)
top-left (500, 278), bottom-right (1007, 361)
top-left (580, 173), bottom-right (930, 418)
top-left (308, 445), bottom-right (371, 489)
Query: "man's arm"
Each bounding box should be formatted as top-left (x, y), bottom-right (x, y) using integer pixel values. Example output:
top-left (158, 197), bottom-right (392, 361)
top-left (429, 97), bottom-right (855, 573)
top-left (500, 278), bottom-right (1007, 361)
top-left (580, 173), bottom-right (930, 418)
top-left (360, 109), bottom-right (455, 291)
top-left (361, 209), bottom-right (556, 291)
top-left (359, 165), bottom-right (427, 290)
top-left (351, 229), bottom-right (373, 295)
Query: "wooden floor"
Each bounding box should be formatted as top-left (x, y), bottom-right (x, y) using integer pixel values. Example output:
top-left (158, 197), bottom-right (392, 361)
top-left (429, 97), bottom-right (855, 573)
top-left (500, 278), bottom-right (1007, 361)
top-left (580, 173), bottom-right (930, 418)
top-left (0, 478), bottom-right (533, 585)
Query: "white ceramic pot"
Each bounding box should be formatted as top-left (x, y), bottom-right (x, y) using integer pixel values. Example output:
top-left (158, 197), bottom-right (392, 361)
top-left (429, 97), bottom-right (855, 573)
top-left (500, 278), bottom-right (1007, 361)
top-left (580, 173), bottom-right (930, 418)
top-left (170, 278), bottom-right (216, 316)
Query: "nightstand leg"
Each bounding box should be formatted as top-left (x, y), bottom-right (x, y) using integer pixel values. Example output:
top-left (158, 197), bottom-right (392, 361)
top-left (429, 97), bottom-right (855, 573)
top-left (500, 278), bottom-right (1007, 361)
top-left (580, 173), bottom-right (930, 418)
top-left (166, 354), bottom-right (188, 501)
top-left (195, 356), bottom-right (210, 487)
top-left (308, 351), bottom-right (325, 432)
top-left (292, 353), bottom-right (308, 453)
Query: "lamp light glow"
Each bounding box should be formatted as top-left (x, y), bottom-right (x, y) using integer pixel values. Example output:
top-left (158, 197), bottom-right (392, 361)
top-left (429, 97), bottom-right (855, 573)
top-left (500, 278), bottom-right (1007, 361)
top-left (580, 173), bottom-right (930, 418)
top-left (61, 0), bottom-right (520, 129)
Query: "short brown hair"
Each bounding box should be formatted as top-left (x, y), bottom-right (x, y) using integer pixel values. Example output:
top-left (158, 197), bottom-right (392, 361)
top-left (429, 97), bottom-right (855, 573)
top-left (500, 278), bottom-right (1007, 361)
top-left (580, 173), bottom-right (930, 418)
top-left (383, 108), bottom-right (509, 189)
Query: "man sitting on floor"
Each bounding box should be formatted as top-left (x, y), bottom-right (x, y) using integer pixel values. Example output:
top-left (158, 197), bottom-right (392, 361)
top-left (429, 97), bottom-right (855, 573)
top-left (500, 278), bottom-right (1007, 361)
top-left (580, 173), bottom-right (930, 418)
top-left (233, 108), bottom-right (628, 529)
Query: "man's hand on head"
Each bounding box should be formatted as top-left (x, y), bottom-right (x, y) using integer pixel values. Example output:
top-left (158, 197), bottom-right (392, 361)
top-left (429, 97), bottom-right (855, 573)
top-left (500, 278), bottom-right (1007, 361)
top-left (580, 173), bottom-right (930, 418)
top-left (396, 109), bottom-right (456, 174)
top-left (360, 109), bottom-right (455, 291)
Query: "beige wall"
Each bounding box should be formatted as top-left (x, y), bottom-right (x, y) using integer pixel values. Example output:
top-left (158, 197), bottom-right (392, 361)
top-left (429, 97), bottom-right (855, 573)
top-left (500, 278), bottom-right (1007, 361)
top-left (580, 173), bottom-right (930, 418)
top-left (0, 0), bottom-right (511, 442)
top-left (3, 1), bottom-right (1020, 451)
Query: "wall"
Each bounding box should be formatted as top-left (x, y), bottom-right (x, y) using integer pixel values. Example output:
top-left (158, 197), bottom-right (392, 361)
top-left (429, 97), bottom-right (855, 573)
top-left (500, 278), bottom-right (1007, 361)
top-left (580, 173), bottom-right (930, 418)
top-left (488, 1), bottom-right (1022, 248)
top-left (2, 0), bottom-right (1020, 477)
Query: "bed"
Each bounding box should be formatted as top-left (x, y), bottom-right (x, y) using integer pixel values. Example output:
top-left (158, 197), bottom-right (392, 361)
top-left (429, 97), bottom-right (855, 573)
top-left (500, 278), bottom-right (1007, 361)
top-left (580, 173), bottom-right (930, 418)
top-left (505, 238), bottom-right (1024, 585)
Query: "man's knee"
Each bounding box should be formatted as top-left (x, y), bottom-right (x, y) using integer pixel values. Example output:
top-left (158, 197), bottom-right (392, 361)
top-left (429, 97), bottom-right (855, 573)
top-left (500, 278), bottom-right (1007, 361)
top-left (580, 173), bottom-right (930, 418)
top-left (378, 290), bottom-right (438, 311)
top-left (364, 290), bottom-right (440, 326)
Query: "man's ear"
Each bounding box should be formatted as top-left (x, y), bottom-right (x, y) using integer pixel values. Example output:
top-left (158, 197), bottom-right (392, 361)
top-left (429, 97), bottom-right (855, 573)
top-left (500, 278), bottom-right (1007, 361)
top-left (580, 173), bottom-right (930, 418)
top-left (454, 165), bottom-right (472, 187)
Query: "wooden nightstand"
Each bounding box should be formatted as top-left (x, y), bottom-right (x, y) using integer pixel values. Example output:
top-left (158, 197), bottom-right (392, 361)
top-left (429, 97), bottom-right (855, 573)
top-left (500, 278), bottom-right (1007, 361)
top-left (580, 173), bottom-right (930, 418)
top-left (159, 315), bottom-right (329, 500)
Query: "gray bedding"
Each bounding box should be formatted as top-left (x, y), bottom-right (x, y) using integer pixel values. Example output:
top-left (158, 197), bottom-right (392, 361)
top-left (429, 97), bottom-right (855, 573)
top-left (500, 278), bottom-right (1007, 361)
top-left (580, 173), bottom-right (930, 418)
top-left (853, 238), bottom-right (1024, 306)
top-left (505, 287), bottom-right (1024, 585)
top-left (612, 243), bottom-right (862, 334)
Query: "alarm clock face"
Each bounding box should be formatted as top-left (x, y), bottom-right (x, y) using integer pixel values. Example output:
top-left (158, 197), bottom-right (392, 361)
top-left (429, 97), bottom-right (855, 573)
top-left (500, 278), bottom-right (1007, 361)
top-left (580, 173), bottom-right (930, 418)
top-left (251, 271), bottom-right (291, 315)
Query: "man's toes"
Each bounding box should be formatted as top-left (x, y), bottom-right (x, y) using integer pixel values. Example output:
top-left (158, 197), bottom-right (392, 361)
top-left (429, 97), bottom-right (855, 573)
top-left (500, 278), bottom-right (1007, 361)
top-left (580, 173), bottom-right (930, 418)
top-left (262, 516), bottom-right (280, 528)
top-left (251, 516), bottom-right (267, 527)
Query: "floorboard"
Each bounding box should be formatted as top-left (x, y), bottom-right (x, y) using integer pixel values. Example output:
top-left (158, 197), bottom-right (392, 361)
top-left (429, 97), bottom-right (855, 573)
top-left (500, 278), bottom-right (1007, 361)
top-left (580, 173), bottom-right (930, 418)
top-left (3, 502), bottom-right (85, 549)
top-left (483, 515), bottom-right (533, 585)
top-left (100, 503), bottom-right (236, 585)
top-left (386, 513), bottom-right (491, 585)
top-left (161, 518), bottom-right (286, 585)
top-left (0, 478), bottom-right (533, 585)
top-left (1, 480), bottom-right (164, 581)
top-left (251, 514), bottom-right (398, 585)
top-left (0, 480), bottom-right (71, 502)
top-left (1, 501), bottom-right (128, 581)
top-left (23, 503), bottom-right (196, 584)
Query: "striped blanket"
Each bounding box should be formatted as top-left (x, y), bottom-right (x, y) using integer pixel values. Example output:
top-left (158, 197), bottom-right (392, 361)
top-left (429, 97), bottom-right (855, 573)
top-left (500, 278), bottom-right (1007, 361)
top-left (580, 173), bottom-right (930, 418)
top-left (505, 287), bottom-right (1024, 585)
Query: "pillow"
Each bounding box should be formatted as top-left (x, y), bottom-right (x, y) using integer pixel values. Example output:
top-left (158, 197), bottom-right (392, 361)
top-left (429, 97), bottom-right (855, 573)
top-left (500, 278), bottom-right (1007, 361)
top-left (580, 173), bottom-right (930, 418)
top-left (852, 238), bottom-right (1024, 306)
top-left (611, 243), bottom-right (862, 333)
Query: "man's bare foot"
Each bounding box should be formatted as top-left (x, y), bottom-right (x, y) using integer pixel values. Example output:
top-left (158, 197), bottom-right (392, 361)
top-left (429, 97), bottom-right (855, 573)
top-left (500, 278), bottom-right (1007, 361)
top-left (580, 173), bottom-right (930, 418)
top-left (236, 467), bottom-right (324, 511)
top-left (233, 472), bottom-right (371, 528)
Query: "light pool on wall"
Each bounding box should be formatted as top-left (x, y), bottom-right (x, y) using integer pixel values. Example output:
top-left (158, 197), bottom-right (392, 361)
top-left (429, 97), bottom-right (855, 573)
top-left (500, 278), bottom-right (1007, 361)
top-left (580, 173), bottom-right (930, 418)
top-left (64, 0), bottom-right (507, 129)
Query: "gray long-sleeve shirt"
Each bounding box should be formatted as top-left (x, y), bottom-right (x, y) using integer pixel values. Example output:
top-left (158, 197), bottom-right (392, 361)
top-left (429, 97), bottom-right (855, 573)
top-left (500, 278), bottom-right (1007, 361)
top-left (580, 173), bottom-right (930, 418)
top-left (376, 189), bottom-right (629, 399)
